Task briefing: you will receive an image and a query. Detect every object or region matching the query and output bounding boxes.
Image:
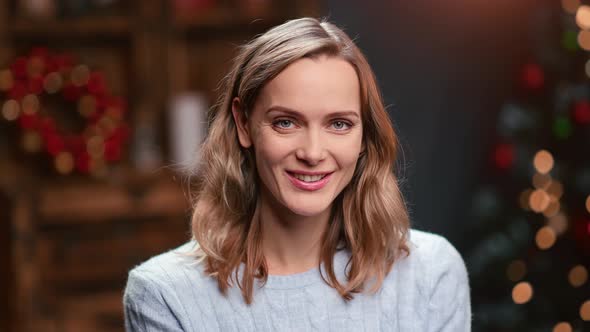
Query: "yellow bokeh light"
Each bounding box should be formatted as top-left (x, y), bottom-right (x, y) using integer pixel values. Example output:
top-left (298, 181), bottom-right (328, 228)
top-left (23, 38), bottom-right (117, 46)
top-left (0, 69), bottom-right (14, 91)
top-left (533, 173), bottom-right (552, 189)
top-left (578, 30), bottom-right (590, 50)
top-left (530, 189), bottom-right (551, 213)
top-left (585, 195), bottom-right (590, 213)
top-left (71, 65), bottom-right (90, 87)
top-left (78, 94), bottom-right (97, 117)
top-left (22, 131), bottom-right (42, 153)
top-left (533, 149), bottom-right (554, 174)
top-left (536, 226), bottom-right (556, 250)
top-left (563, 0), bottom-right (581, 14)
top-left (577, 5), bottom-right (590, 29)
top-left (2, 99), bottom-right (20, 121)
top-left (586, 59), bottom-right (590, 79)
top-left (87, 135), bottom-right (105, 158)
top-left (507, 260), bottom-right (527, 282)
top-left (54, 152), bottom-right (74, 175)
top-left (581, 300), bottom-right (590, 321)
top-left (548, 213), bottom-right (568, 235)
top-left (569, 265), bottom-right (588, 287)
top-left (553, 322), bottom-right (572, 332)
top-left (512, 281), bottom-right (533, 304)
top-left (547, 181), bottom-right (564, 200)
top-left (519, 189), bottom-right (532, 210)
top-left (21, 94), bottom-right (40, 114)
top-left (543, 200), bottom-right (561, 218)
top-left (43, 72), bottom-right (62, 94)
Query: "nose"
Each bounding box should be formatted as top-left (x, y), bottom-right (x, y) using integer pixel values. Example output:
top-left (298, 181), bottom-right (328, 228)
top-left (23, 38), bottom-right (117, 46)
top-left (295, 130), bottom-right (326, 166)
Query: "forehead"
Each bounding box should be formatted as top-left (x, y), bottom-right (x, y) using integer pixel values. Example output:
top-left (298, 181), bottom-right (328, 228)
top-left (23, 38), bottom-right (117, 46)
top-left (255, 55), bottom-right (361, 116)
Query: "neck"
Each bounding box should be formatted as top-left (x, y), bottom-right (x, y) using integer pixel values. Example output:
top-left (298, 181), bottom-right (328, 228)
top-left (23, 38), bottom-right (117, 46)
top-left (258, 192), bottom-right (331, 275)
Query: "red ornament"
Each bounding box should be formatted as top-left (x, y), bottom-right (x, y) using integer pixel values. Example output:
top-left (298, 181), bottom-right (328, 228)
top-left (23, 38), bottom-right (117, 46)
top-left (572, 100), bottom-right (590, 124)
top-left (521, 63), bottom-right (544, 90)
top-left (493, 143), bottom-right (515, 170)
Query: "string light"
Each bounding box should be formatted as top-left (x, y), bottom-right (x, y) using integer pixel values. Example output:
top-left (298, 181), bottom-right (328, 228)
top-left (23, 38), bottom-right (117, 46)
top-left (21, 94), bottom-right (39, 115)
top-left (536, 226), bottom-right (556, 250)
top-left (534, 150), bottom-right (554, 174)
top-left (530, 189), bottom-right (551, 213)
top-left (542, 200), bottom-right (561, 218)
top-left (553, 322), bottom-right (572, 332)
top-left (581, 300), bottom-right (590, 321)
top-left (512, 281), bottom-right (533, 304)
top-left (519, 189), bottom-right (533, 210)
top-left (43, 72), bottom-right (62, 94)
top-left (578, 30), bottom-right (590, 50)
top-left (576, 5), bottom-right (590, 29)
top-left (2, 99), bottom-right (20, 121)
top-left (533, 173), bottom-right (552, 189)
top-left (546, 180), bottom-right (564, 199)
top-left (548, 212), bottom-right (569, 235)
top-left (568, 265), bottom-right (588, 287)
top-left (54, 152), bottom-right (74, 175)
top-left (0, 69), bottom-right (13, 91)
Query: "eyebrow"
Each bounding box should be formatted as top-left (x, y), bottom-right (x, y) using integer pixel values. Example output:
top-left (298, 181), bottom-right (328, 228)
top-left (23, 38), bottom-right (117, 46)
top-left (266, 106), bottom-right (360, 119)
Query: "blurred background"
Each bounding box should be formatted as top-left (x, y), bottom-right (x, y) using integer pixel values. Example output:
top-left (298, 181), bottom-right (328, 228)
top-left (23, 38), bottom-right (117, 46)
top-left (0, 0), bottom-right (588, 331)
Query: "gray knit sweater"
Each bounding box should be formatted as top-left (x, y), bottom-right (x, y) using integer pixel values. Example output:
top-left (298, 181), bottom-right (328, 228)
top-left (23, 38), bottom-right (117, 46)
top-left (123, 229), bottom-right (472, 331)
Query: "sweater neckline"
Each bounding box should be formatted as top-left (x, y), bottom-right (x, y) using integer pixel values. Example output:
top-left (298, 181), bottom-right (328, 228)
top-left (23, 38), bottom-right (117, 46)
top-left (254, 249), bottom-right (349, 290)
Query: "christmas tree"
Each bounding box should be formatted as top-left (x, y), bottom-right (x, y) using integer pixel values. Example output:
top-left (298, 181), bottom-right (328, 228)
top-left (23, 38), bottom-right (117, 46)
top-left (466, 1), bottom-right (590, 331)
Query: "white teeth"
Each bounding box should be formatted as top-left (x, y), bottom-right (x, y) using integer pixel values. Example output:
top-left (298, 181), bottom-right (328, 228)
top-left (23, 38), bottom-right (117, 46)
top-left (293, 173), bottom-right (326, 182)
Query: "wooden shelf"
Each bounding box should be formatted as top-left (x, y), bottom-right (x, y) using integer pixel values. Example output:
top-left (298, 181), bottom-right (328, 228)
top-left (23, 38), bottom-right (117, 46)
top-left (9, 16), bottom-right (131, 39)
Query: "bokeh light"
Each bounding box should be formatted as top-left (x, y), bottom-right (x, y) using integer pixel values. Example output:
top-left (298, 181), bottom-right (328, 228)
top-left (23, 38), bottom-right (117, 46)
top-left (71, 65), bottom-right (90, 87)
top-left (585, 195), bottom-right (590, 213)
top-left (553, 322), bottom-right (572, 332)
top-left (512, 281), bottom-right (533, 304)
top-left (0, 69), bottom-right (13, 91)
top-left (507, 260), bottom-right (527, 282)
top-left (534, 150), bottom-right (554, 174)
top-left (21, 94), bottom-right (39, 114)
top-left (533, 173), bottom-right (552, 189)
top-left (547, 181), bottom-right (564, 200)
top-left (568, 265), bottom-right (588, 287)
top-left (563, 0), bottom-right (581, 14)
top-left (576, 5), bottom-right (590, 29)
top-left (87, 135), bottom-right (105, 158)
top-left (581, 300), bottom-right (590, 321)
top-left (578, 30), bottom-right (590, 50)
top-left (519, 189), bottom-right (533, 210)
top-left (536, 226), bottom-right (556, 250)
top-left (2, 99), bottom-right (20, 121)
top-left (43, 72), bottom-right (62, 94)
top-left (548, 212), bottom-right (569, 235)
top-left (22, 131), bottom-right (42, 153)
top-left (543, 200), bottom-right (561, 218)
top-left (54, 152), bottom-right (74, 175)
top-left (78, 94), bottom-right (97, 117)
top-left (530, 189), bottom-right (551, 213)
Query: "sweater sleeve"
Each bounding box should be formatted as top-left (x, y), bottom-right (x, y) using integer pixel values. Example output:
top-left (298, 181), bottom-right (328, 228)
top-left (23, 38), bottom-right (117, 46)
top-left (426, 237), bottom-right (472, 332)
top-left (123, 269), bottom-right (185, 332)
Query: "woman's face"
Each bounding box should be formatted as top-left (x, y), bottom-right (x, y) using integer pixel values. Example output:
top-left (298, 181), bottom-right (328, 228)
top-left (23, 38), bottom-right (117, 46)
top-left (233, 55), bottom-right (363, 217)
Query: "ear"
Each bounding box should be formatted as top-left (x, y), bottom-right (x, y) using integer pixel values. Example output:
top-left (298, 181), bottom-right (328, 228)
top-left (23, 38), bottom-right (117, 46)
top-left (231, 97), bottom-right (252, 148)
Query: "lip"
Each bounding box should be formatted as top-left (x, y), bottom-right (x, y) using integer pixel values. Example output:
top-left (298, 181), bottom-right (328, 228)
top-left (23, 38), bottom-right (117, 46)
top-left (285, 171), bottom-right (333, 191)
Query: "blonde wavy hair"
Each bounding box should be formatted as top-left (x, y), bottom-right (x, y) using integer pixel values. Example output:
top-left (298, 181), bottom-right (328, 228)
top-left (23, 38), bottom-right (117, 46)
top-left (189, 17), bottom-right (410, 305)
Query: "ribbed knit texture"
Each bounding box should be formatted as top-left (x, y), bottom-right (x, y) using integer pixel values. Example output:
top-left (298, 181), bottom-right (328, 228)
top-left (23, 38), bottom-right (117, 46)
top-left (123, 229), bottom-right (472, 331)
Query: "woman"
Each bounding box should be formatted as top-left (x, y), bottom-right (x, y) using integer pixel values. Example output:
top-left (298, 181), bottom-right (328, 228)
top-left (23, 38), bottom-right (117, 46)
top-left (124, 17), bottom-right (471, 331)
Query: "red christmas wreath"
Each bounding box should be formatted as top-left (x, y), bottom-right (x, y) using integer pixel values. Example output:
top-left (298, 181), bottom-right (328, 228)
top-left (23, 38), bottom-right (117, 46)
top-left (0, 47), bottom-right (129, 175)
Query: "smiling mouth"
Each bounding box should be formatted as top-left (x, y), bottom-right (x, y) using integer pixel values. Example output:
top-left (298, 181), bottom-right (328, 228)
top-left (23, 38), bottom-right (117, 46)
top-left (286, 172), bottom-right (332, 183)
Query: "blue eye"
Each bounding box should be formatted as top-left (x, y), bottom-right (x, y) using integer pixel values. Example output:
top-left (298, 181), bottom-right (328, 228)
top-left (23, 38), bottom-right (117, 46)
top-left (275, 119), bottom-right (294, 129)
top-left (332, 120), bottom-right (351, 130)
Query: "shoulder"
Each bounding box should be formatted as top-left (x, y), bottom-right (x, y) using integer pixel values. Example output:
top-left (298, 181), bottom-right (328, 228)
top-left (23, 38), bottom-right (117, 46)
top-left (386, 229), bottom-right (470, 302)
top-left (123, 240), bottom-right (212, 311)
top-left (406, 229), bottom-right (469, 290)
